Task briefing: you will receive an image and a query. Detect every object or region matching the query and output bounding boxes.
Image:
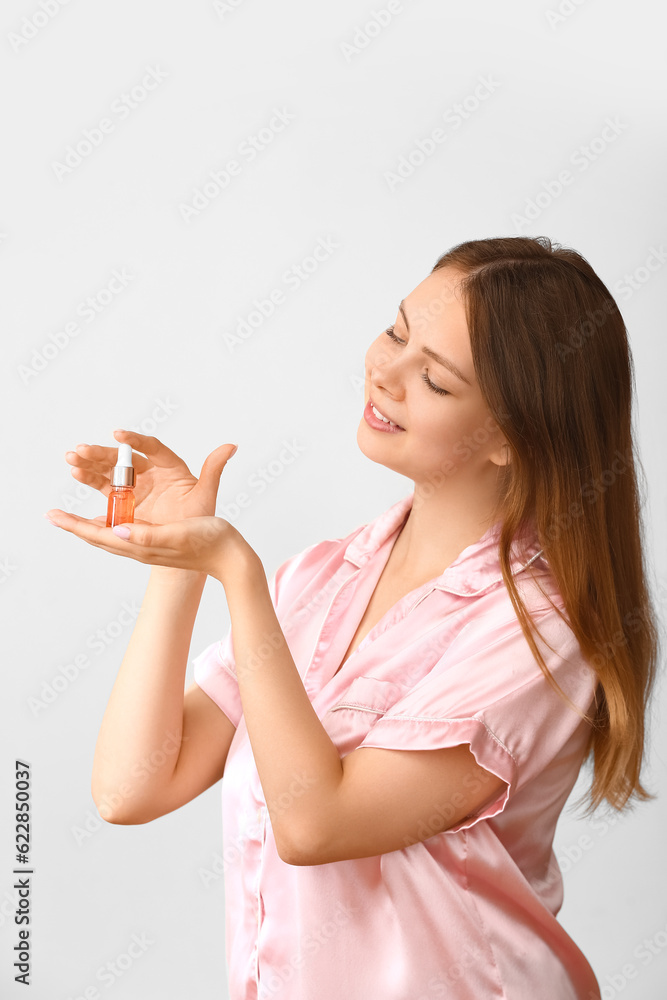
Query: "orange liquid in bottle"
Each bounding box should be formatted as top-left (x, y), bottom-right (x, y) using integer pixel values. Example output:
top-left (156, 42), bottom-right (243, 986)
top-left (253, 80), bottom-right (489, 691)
top-left (106, 486), bottom-right (135, 527)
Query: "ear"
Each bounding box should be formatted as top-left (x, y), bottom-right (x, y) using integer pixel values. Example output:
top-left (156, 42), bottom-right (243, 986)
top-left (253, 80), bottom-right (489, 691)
top-left (488, 441), bottom-right (512, 467)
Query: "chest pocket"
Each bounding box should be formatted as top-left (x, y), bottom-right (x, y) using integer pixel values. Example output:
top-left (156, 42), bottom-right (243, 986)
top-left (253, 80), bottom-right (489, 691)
top-left (325, 675), bottom-right (406, 756)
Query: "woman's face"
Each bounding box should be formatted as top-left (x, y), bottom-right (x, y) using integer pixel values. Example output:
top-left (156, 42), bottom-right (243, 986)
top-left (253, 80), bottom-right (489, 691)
top-left (358, 266), bottom-right (509, 488)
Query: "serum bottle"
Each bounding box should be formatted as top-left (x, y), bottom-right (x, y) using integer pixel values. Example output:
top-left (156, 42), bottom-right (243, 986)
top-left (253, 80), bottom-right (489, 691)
top-left (106, 443), bottom-right (135, 528)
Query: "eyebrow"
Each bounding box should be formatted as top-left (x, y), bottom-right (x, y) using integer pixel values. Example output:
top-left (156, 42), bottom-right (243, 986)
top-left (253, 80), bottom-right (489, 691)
top-left (398, 300), bottom-right (472, 386)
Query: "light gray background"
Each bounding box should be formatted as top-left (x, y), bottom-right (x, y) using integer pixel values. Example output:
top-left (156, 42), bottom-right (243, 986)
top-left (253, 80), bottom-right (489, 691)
top-left (1, 1), bottom-right (666, 997)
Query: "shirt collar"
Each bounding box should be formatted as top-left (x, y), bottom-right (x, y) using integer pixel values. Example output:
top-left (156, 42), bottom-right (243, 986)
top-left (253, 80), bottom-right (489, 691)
top-left (344, 492), bottom-right (546, 597)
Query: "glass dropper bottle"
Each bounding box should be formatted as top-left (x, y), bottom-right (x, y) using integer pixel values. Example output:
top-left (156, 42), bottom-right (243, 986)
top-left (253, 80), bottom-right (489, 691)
top-left (106, 443), bottom-right (135, 528)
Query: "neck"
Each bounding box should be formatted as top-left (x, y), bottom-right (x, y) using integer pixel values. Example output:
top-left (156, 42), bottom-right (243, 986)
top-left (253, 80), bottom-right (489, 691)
top-left (389, 474), bottom-right (504, 580)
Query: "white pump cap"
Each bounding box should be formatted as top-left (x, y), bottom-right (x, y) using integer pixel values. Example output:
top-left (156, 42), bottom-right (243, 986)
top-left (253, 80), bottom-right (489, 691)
top-left (111, 443), bottom-right (135, 486)
top-left (116, 443), bottom-right (133, 468)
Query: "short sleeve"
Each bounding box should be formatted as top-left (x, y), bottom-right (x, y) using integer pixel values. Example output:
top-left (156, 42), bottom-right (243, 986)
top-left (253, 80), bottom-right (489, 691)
top-left (192, 538), bottom-right (336, 727)
top-left (192, 624), bottom-right (245, 728)
top-left (357, 607), bottom-right (599, 831)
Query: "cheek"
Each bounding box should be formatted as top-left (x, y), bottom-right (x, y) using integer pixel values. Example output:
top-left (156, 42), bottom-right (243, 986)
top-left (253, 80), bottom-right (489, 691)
top-left (417, 405), bottom-right (472, 456)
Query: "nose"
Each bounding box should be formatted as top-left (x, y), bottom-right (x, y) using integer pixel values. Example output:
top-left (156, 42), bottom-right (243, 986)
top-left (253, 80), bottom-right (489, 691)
top-left (369, 356), bottom-right (403, 400)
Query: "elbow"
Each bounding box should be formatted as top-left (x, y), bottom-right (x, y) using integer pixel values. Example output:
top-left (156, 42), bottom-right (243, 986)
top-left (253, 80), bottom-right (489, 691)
top-left (275, 832), bottom-right (304, 866)
top-left (97, 810), bottom-right (142, 826)
top-left (274, 821), bottom-right (324, 867)
top-left (92, 801), bottom-right (156, 826)
top-left (90, 781), bottom-right (155, 826)
top-left (276, 841), bottom-right (313, 867)
top-left (91, 797), bottom-right (139, 826)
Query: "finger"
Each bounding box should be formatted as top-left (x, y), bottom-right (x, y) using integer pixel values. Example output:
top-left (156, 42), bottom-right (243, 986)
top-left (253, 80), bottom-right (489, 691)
top-left (112, 429), bottom-right (191, 472)
top-left (46, 511), bottom-right (159, 548)
top-left (43, 509), bottom-right (130, 552)
top-left (198, 443), bottom-right (239, 502)
top-left (66, 443), bottom-right (151, 475)
top-left (45, 509), bottom-right (108, 531)
top-left (90, 515), bottom-right (153, 526)
top-left (44, 510), bottom-right (167, 561)
top-left (69, 465), bottom-right (112, 496)
top-left (46, 510), bottom-right (155, 528)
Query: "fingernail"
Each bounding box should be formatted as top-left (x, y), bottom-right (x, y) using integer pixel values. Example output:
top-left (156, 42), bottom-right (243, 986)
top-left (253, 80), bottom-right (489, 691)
top-left (112, 525), bottom-right (131, 539)
top-left (229, 444), bottom-right (238, 458)
top-left (43, 512), bottom-right (58, 525)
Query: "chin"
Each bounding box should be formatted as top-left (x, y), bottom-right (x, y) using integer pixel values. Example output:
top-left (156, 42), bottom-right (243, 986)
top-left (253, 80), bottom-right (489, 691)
top-left (356, 421), bottom-right (407, 474)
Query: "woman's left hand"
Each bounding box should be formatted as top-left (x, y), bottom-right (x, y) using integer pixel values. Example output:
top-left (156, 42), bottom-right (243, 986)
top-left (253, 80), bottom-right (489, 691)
top-left (43, 509), bottom-right (259, 585)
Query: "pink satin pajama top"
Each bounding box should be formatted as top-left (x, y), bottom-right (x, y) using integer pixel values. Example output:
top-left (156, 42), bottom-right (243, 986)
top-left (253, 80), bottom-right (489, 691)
top-left (193, 492), bottom-right (601, 1000)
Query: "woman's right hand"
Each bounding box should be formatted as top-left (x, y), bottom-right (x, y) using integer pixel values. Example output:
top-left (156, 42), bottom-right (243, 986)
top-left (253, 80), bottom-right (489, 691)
top-left (64, 429), bottom-right (238, 525)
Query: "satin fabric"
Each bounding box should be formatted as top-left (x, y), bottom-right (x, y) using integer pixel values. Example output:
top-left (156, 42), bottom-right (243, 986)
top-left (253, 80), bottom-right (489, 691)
top-left (194, 492), bottom-right (601, 999)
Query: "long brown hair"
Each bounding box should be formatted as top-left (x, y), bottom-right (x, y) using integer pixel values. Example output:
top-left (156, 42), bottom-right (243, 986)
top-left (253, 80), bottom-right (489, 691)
top-left (431, 236), bottom-right (660, 813)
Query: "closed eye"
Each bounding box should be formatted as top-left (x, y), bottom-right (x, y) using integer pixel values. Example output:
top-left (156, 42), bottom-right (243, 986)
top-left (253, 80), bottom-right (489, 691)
top-left (385, 326), bottom-right (450, 397)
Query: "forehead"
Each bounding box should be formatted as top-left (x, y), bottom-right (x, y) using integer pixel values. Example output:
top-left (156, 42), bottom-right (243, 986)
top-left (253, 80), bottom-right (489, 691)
top-left (402, 267), bottom-right (470, 344)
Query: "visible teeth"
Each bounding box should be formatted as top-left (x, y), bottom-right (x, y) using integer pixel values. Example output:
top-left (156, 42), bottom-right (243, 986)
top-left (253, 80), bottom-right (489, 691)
top-left (371, 403), bottom-right (397, 427)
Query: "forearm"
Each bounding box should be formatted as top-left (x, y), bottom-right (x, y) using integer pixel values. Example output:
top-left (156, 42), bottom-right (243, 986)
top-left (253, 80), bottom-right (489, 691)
top-left (220, 555), bottom-right (344, 861)
top-left (91, 565), bottom-right (206, 817)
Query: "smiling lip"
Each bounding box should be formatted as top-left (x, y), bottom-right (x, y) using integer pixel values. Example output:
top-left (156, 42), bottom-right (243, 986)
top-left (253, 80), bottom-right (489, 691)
top-left (364, 399), bottom-right (405, 433)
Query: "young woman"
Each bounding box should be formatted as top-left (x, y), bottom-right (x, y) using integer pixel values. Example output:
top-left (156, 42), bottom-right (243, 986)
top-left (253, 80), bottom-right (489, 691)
top-left (45, 236), bottom-right (659, 999)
